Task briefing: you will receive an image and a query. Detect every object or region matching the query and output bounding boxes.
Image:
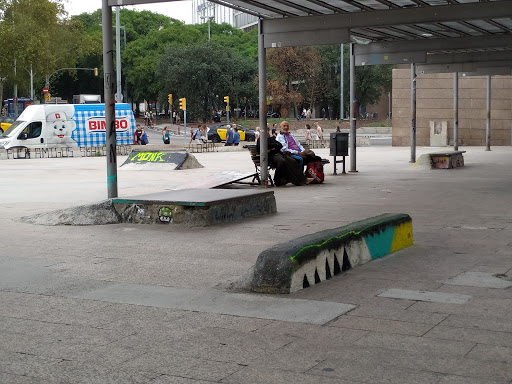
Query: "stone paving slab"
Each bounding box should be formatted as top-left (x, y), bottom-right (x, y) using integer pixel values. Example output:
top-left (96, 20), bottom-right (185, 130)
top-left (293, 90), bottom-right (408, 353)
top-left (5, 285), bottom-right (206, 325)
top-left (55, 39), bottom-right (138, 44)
top-left (71, 283), bottom-right (356, 324)
top-left (443, 271), bottom-right (512, 289)
top-left (378, 288), bottom-right (472, 304)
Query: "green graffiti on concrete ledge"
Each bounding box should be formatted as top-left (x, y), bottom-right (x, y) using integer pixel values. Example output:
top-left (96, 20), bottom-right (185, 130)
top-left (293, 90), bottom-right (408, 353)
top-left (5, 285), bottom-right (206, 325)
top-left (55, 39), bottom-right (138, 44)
top-left (130, 152), bottom-right (167, 162)
top-left (159, 207), bottom-right (173, 223)
top-left (290, 227), bottom-right (370, 262)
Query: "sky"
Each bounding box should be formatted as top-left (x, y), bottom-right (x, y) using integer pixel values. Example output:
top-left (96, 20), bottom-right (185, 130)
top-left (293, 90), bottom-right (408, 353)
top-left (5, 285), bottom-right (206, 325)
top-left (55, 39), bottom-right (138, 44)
top-left (63, 0), bottom-right (194, 24)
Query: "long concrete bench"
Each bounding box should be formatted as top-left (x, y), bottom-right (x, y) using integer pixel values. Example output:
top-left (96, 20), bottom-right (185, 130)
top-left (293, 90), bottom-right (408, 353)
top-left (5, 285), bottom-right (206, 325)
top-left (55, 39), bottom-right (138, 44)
top-left (249, 213), bottom-right (413, 294)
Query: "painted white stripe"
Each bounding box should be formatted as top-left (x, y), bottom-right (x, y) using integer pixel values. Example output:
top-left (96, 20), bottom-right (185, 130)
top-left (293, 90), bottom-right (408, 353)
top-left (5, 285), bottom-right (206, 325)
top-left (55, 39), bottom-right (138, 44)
top-left (378, 289), bottom-right (471, 304)
top-left (72, 283), bottom-right (356, 325)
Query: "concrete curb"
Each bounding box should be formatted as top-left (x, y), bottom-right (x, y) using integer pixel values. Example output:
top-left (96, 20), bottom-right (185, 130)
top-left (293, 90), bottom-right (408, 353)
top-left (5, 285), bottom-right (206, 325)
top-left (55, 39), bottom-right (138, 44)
top-left (249, 213), bottom-right (413, 294)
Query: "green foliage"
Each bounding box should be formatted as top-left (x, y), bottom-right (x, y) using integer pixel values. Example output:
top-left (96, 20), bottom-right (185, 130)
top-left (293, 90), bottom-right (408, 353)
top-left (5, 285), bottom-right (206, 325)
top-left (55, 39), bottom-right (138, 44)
top-left (0, 0), bottom-right (100, 100)
top-left (157, 42), bottom-right (257, 121)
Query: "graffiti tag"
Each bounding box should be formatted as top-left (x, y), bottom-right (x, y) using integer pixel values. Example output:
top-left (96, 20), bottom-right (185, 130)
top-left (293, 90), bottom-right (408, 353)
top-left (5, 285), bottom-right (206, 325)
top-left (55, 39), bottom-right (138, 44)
top-left (130, 152), bottom-right (167, 162)
top-left (159, 207), bottom-right (173, 223)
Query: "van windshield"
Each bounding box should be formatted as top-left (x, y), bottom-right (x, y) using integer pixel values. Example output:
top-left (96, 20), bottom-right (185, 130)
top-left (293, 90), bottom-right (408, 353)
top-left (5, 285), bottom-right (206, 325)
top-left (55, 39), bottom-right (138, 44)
top-left (3, 120), bottom-right (25, 137)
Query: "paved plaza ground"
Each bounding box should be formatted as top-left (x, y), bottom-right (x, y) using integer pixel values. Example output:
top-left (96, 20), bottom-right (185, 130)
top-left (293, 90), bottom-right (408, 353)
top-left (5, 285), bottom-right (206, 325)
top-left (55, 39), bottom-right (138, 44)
top-left (0, 145), bottom-right (511, 383)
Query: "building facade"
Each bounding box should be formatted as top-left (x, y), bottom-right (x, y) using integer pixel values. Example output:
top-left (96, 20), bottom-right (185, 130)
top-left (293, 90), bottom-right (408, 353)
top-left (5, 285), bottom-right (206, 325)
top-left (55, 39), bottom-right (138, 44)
top-left (392, 68), bottom-right (512, 147)
top-left (191, 1), bottom-right (257, 30)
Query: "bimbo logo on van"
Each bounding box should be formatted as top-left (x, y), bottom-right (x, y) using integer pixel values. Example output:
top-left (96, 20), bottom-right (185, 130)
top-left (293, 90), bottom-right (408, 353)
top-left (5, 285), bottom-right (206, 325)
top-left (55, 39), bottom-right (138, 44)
top-left (86, 117), bottom-right (130, 134)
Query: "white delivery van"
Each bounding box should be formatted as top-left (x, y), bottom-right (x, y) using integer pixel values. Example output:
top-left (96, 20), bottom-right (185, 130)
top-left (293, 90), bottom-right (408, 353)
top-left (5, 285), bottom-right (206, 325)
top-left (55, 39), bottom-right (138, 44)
top-left (0, 104), bottom-right (136, 150)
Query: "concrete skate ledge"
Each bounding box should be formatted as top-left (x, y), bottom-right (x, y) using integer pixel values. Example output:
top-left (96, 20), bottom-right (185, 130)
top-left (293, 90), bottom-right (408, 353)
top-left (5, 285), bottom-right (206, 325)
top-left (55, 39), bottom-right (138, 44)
top-left (250, 213), bottom-right (413, 294)
top-left (113, 189), bottom-right (276, 226)
top-left (21, 189), bottom-right (276, 227)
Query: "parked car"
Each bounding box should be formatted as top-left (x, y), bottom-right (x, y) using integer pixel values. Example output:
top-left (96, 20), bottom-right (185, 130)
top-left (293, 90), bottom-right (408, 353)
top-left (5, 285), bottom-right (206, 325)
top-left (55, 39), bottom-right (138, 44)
top-left (0, 117), bottom-right (14, 133)
top-left (207, 123), bottom-right (256, 143)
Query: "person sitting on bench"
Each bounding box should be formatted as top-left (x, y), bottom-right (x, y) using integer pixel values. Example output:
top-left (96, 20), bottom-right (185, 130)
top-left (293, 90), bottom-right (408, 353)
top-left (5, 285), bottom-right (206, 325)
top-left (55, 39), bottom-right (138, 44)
top-left (257, 125), bottom-right (306, 187)
top-left (276, 120), bottom-right (315, 167)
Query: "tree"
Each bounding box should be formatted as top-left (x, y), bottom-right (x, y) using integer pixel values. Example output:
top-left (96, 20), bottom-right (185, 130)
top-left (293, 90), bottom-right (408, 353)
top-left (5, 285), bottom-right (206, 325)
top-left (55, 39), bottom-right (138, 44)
top-left (317, 44), bottom-right (393, 119)
top-left (0, 0), bottom-right (98, 102)
top-left (157, 42), bottom-right (257, 122)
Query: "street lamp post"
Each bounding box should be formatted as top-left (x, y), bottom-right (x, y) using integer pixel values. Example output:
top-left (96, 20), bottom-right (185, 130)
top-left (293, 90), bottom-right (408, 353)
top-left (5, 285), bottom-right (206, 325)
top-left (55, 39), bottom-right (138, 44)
top-left (200, 15), bottom-right (214, 41)
top-left (99, 21), bottom-right (126, 103)
top-left (115, 7), bottom-right (122, 103)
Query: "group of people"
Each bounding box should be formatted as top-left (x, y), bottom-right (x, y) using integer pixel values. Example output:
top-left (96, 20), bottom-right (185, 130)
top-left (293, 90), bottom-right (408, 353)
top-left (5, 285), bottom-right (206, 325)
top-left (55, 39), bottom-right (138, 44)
top-left (224, 124), bottom-right (241, 146)
top-left (135, 124), bottom-right (149, 145)
top-left (304, 122), bottom-right (324, 141)
top-left (298, 107), bottom-right (312, 120)
top-left (256, 120), bottom-right (321, 187)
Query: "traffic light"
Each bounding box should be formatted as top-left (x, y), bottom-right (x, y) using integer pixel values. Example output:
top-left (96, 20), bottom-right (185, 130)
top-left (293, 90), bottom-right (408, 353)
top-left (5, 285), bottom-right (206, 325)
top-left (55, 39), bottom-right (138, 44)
top-left (94, 67), bottom-right (98, 76)
top-left (168, 94), bottom-right (172, 104)
top-left (224, 96), bottom-right (229, 104)
top-left (179, 97), bottom-right (186, 110)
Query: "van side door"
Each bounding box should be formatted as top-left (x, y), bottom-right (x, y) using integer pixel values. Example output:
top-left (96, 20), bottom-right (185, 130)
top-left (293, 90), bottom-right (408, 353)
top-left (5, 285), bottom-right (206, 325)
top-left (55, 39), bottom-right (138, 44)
top-left (18, 121), bottom-right (44, 148)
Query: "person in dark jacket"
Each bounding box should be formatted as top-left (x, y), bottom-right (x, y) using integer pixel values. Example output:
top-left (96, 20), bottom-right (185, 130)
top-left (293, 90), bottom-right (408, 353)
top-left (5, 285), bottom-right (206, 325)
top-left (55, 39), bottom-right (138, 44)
top-left (257, 126), bottom-right (305, 186)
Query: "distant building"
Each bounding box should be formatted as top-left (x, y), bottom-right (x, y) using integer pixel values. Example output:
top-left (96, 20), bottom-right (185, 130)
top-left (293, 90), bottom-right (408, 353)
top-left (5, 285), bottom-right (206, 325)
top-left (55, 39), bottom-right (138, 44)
top-left (191, 0), bottom-right (257, 31)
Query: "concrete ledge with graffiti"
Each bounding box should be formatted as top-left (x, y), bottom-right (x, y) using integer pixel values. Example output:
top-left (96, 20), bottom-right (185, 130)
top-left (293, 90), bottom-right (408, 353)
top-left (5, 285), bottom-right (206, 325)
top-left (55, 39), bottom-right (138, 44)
top-left (112, 189), bottom-right (276, 227)
top-left (248, 213), bottom-right (413, 294)
top-left (413, 151), bottom-right (466, 170)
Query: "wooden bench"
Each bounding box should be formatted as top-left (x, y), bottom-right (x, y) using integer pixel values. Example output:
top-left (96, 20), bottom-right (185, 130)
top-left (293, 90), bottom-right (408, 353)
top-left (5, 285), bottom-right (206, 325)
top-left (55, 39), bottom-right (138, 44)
top-left (244, 145), bottom-right (274, 186)
top-left (429, 151), bottom-right (466, 169)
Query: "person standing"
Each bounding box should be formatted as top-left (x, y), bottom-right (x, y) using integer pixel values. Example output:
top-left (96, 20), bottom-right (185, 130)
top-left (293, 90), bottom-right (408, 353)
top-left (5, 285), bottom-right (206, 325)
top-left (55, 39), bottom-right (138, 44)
top-left (304, 124), bottom-right (312, 141)
top-left (144, 111), bottom-right (150, 126)
top-left (315, 122), bottom-right (324, 141)
top-left (233, 127), bottom-right (240, 146)
top-left (162, 126), bottom-right (170, 144)
top-left (225, 125), bottom-right (234, 146)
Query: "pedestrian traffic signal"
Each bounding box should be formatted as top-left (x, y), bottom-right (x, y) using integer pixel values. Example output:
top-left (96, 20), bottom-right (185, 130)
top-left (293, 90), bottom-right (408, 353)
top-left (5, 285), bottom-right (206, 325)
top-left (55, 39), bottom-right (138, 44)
top-left (168, 94), bottom-right (172, 104)
top-left (179, 97), bottom-right (186, 110)
top-left (224, 96), bottom-right (229, 104)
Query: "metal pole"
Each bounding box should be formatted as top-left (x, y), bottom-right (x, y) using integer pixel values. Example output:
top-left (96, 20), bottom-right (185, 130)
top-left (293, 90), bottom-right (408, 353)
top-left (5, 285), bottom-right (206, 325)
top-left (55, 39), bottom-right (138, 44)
top-left (208, 17), bottom-right (211, 41)
top-left (115, 7), bottom-right (122, 103)
top-left (102, 0), bottom-right (117, 198)
top-left (30, 63), bottom-right (34, 101)
top-left (340, 43), bottom-right (344, 120)
top-left (258, 19), bottom-right (269, 185)
top-left (388, 91), bottom-right (391, 119)
top-left (453, 72), bottom-right (459, 151)
top-left (486, 75), bottom-right (491, 151)
top-left (13, 59), bottom-right (18, 118)
top-left (349, 43), bottom-right (357, 172)
top-left (183, 110), bottom-right (187, 144)
top-left (410, 63), bottom-right (417, 163)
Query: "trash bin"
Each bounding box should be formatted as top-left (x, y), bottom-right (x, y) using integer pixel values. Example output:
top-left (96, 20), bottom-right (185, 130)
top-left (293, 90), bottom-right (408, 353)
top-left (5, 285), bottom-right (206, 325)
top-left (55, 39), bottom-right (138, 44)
top-left (330, 132), bottom-right (348, 175)
top-left (330, 132), bottom-right (349, 157)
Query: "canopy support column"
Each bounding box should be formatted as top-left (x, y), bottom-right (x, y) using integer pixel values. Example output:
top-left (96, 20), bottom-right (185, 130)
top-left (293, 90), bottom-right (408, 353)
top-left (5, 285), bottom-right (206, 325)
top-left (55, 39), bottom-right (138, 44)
top-left (349, 43), bottom-right (357, 172)
top-left (102, 0), bottom-right (117, 198)
top-left (258, 19), bottom-right (269, 185)
top-left (410, 63), bottom-right (417, 163)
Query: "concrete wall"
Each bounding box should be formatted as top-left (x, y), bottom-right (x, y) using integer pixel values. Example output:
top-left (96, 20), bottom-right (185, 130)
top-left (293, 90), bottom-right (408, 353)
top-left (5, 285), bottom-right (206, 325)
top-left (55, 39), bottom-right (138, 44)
top-left (392, 68), bottom-right (512, 147)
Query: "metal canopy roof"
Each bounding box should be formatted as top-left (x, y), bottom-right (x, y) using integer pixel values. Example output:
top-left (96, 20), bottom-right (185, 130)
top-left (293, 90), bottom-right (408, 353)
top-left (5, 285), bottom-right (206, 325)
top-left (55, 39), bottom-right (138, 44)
top-left (111, 0), bottom-right (512, 67)
top-left (209, 0), bottom-right (512, 45)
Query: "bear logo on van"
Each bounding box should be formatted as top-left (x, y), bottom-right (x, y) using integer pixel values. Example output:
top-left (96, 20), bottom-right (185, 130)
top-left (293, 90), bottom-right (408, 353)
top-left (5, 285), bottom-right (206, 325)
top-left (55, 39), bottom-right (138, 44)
top-left (46, 111), bottom-right (77, 146)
